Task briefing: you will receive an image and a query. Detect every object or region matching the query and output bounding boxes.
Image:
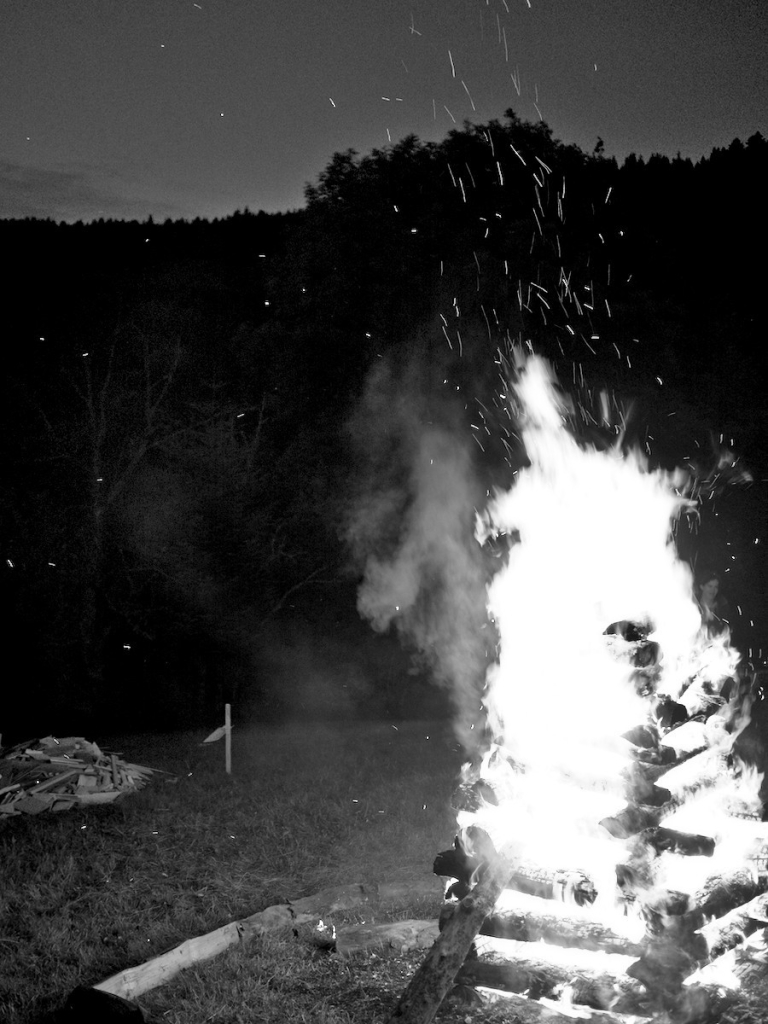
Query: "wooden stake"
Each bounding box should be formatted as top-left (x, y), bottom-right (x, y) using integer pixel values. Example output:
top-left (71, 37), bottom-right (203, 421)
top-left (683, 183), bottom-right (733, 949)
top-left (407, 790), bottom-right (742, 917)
top-left (389, 846), bottom-right (515, 1024)
top-left (225, 703), bottom-right (231, 775)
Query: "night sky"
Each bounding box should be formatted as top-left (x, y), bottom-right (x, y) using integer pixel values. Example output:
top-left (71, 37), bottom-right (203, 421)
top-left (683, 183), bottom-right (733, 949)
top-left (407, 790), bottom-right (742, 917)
top-left (1, 0), bottom-right (766, 223)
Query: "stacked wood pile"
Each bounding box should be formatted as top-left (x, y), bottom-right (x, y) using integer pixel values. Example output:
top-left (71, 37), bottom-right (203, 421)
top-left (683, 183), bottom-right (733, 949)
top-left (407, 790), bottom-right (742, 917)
top-left (393, 632), bottom-right (768, 1023)
top-left (0, 736), bottom-right (157, 817)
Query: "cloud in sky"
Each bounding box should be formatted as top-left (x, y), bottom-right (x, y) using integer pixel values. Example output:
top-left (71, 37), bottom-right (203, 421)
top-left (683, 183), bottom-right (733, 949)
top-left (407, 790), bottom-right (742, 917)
top-left (0, 161), bottom-right (190, 223)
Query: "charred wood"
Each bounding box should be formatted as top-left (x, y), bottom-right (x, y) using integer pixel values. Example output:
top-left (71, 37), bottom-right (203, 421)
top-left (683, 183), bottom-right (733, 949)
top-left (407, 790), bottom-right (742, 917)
top-left (622, 723), bottom-right (660, 749)
top-left (626, 938), bottom-right (700, 1007)
top-left (654, 695), bottom-right (688, 731)
top-left (631, 744), bottom-right (677, 765)
top-left (435, 833), bottom-right (597, 907)
top-left (685, 927), bottom-right (768, 994)
top-left (698, 891), bottom-right (768, 957)
top-left (637, 826), bottom-right (716, 857)
top-left (505, 862), bottom-right (597, 907)
top-left (639, 889), bottom-right (708, 961)
top-left (661, 719), bottom-right (711, 759)
top-left (600, 804), bottom-right (666, 839)
top-left (692, 869), bottom-right (767, 921)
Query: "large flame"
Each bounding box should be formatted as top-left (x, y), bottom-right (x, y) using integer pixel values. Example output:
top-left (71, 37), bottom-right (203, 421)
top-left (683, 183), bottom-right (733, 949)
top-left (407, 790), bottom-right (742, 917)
top-left (467, 356), bottom-right (762, 908)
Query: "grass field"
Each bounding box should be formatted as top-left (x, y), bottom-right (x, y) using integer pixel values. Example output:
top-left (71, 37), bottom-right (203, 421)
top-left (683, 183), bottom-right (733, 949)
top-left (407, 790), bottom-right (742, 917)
top-left (5, 720), bottom-right (768, 1024)
top-left (0, 719), bottom-right (479, 1024)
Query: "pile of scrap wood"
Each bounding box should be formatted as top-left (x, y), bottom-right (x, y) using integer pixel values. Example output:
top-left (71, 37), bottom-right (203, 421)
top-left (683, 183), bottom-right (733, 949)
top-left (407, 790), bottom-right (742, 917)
top-left (0, 736), bottom-right (157, 817)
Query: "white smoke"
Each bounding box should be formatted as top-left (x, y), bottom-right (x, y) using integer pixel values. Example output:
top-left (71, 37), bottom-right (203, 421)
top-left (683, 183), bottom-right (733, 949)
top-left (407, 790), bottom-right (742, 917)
top-left (346, 358), bottom-right (491, 750)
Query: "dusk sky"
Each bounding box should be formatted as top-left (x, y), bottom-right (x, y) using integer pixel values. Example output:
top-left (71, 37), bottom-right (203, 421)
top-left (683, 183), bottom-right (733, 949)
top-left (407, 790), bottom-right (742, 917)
top-left (1, 0), bottom-right (766, 223)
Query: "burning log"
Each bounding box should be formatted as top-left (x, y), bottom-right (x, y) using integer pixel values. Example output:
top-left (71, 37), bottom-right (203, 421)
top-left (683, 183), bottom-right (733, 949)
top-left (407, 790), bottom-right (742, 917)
top-left (506, 863), bottom-right (598, 907)
top-left (637, 826), bottom-right (716, 858)
top-left (661, 719), bottom-right (711, 759)
top-left (626, 940), bottom-right (700, 1007)
top-left (621, 766), bottom-right (672, 807)
top-left (599, 803), bottom-right (666, 839)
top-left (434, 831), bottom-right (597, 906)
top-left (631, 744), bottom-right (677, 766)
top-left (654, 695), bottom-right (688, 730)
top-left (685, 927), bottom-right (768, 994)
top-left (623, 888), bottom-right (710, 1009)
top-left (456, 936), bottom-right (647, 1011)
top-left (692, 868), bottom-right (767, 921)
top-left (639, 888), bottom-right (708, 961)
top-left (467, 890), bottom-right (644, 956)
top-left (698, 891), bottom-right (768, 956)
top-left (435, 834), bottom-right (597, 906)
top-left (453, 987), bottom-right (653, 1024)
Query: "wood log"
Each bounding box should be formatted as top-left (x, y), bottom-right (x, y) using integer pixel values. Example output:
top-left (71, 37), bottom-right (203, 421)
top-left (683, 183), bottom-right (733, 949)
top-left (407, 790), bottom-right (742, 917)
top-left (661, 719), bottom-right (710, 759)
top-left (626, 937), bottom-right (699, 1005)
top-left (456, 935), bottom-right (646, 1011)
top-left (506, 862), bottom-right (598, 907)
top-left (435, 838), bottom-right (597, 907)
top-left (638, 889), bottom-right (708, 961)
top-left (685, 927), bottom-right (768, 991)
top-left (600, 804), bottom-right (666, 839)
top-left (631, 744), bottom-right (677, 765)
top-left (635, 826), bottom-right (716, 857)
top-left (655, 747), bottom-right (729, 801)
top-left (698, 892), bottom-right (768, 957)
top-left (94, 876), bottom-right (441, 1001)
top-left (476, 890), bottom-right (644, 956)
top-left (455, 986), bottom-right (653, 1024)
top-left (691, 869), bottom-right (767, 921)
top-left (388, 843), bottom-right (516, 1024)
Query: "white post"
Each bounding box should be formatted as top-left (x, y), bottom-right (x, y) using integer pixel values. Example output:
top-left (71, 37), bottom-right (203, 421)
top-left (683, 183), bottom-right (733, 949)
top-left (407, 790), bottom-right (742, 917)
top-left (224, 703), bottom-right (232, 775)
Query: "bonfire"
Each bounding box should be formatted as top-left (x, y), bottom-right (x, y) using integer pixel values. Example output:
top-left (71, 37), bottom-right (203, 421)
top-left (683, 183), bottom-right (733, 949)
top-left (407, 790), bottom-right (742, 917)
top-left (393, 357), bottom-right (768, 1023)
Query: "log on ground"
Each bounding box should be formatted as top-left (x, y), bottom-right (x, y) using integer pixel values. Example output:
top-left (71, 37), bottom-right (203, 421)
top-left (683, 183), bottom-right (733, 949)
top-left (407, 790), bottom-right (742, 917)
top-left (94, 877), bottom-right (441, 1001)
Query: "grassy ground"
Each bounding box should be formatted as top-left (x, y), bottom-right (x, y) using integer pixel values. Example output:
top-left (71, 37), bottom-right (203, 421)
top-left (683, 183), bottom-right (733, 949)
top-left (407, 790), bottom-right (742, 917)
top-left (0, 719), bottom-right (482, 1024)
top-left (4, 720), bottom-right (767, 1024)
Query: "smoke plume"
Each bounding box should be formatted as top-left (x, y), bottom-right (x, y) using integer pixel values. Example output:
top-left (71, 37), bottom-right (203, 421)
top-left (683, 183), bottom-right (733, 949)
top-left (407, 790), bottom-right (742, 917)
top-left (346, 357), bottom-right (491, 750)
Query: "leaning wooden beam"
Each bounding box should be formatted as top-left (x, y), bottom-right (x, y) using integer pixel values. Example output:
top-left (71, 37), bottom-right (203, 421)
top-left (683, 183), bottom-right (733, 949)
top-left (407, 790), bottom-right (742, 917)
top-left (388, 845), bottom-right (516, 1024)
top-left (95, 876), bottom-right (443, 1001)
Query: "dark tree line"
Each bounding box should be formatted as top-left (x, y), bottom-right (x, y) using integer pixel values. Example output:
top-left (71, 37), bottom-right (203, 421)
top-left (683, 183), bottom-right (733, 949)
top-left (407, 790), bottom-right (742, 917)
top-left (2, 111), bottom-right (766, 735)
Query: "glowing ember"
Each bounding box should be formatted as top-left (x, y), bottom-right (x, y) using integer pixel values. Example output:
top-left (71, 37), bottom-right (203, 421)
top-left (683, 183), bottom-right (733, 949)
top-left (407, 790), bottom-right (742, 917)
top-left (465, 356), bottom-right (765, 911)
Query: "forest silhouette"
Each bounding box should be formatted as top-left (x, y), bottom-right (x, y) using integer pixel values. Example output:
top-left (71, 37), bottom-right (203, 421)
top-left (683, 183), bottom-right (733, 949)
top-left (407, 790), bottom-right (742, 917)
top-left (2, 111), bottom-right (766, 737)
